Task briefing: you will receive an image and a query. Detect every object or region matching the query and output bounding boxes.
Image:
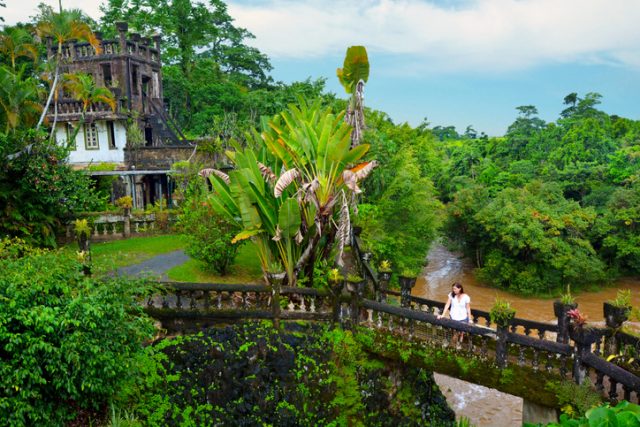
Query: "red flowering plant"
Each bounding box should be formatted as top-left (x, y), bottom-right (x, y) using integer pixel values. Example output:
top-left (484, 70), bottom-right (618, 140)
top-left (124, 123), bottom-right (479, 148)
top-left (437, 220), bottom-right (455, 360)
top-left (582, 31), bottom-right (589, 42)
top-left (567, 308), bottom-right (588, 327)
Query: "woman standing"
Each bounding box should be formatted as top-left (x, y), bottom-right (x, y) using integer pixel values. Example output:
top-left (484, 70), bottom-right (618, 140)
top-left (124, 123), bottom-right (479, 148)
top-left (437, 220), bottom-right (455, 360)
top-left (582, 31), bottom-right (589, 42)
top-left (437, 282), bottom-right (473, 344)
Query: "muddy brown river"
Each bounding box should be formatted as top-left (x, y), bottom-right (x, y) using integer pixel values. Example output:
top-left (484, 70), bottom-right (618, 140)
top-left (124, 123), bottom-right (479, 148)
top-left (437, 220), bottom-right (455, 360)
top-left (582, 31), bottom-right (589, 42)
top-left (414, 244), bottom-right (640, 425)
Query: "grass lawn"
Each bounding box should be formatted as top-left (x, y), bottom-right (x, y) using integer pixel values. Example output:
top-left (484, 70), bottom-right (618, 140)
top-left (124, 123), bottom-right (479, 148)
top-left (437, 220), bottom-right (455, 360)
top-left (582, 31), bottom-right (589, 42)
top-left (62, 234), bottom-right (188, 274)
top-left (167, 243), bottom-right (263, 284)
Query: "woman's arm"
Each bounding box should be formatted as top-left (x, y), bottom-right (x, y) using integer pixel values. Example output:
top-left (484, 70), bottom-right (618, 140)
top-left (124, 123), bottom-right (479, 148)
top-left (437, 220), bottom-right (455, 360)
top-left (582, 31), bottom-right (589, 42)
top-left (466, 299), bottom-right (472, 323)
top-left (438, 298), bottom-right (451, 319)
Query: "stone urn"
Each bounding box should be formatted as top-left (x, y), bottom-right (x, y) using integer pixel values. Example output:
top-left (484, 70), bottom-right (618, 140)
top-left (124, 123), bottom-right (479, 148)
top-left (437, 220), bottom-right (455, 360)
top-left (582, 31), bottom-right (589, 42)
top-left (569, 325), bottom-right (601, 345)
top-left (603, 302), bottom-right (631, 329)
top-left (398, 276), bottom-right (417, 308)
top-left (554, 301), bottom-right (577, 344)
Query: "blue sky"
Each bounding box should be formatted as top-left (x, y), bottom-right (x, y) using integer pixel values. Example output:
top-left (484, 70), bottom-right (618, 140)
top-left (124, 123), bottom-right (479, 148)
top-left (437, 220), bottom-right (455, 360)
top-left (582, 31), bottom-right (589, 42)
top-left (6, 0), bottom-right (640, 135)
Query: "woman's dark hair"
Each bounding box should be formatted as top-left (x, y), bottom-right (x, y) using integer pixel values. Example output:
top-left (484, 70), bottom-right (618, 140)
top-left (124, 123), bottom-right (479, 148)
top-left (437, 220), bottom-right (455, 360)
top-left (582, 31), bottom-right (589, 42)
top-left (450, 282), bottom-right (464, 298)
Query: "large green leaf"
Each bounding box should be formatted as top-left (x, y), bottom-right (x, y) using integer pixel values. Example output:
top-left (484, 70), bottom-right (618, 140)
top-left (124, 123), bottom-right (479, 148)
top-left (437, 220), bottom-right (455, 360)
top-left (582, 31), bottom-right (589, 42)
top-left (336, 46), bottom-right (369, 94)
top-left (278, 198), bottom-right (301, 238)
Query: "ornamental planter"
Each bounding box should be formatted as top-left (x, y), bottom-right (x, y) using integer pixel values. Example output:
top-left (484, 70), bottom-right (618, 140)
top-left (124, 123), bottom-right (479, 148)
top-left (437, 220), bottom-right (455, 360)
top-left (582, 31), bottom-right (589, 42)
top-left (378, 271), bottom-right (392, 283)
top-left (346, 280), bottom-right (366, 296)
top-left (553, 301), bottom-right (577, 318)
top-left (603, 302), bottom-right (630, 329)
top-left (554, 301), bottom-right (577, 344)
top-left (569, 325), bottom-right (600, 346)
top-left (398, 276), bottom-right (417, 308)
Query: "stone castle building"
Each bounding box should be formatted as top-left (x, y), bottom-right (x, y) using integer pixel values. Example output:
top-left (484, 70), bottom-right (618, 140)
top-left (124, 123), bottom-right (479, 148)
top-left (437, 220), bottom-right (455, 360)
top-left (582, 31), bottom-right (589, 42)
top-left (47, 22), bottom-right (194, 209)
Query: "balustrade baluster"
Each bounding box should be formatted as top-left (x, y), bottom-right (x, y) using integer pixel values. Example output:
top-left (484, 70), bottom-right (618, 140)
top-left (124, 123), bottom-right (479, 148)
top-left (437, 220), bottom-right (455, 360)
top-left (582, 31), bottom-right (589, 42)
top-left (112, 222), bottom-right (118, 234)
top-left (531, 349), bottom-right (539, 371)
top-left (593, 337), bottom-right (603, 356)
top-left (377, 311), bottom-right (383, 329)
top-left (203, 290), bottom-right (210, 310)
top-left (484, 317), bottom-right (491, 327)
top-left (595, 371), bottom-right (605, 393)
top-left (300, 296), bottom-right (306, 312)
top-left (310, 297), bottom-right (316, 313)
top-left (287, 296), bottom-right (295, 311)
top-left (366, 309), bottom-right (373, 325)
top-left (481, 337), bottom-right (488, 360)
top-left (545, 352), bottom-right (553, 373)
top-left (408, 319), bottom-right (414, 341)
top-left (538, 330), bottom-right (545, 340)
top-left (216, 292), bottom-right (222, 309)
top-left (135, 222), bottom-right (140, 233)
top-left (190, 292), bottom-right (197, 310)
top-left (609, 379), bottom-right (619, 404)
top-left (102, 223), bottom-right (109, 235)
top-left (388, 316), bottom-right (394, 332)
top-left (162, 295), bottom-right (169, 309)
top-left (93, 225), bottom-right (99, 237)
top-left (175, 292), bottom-right (182, 309)
top-left (242, 292), bottom-right (248, 309)
top-left (66, 224), bottom-right (72, 238)
top-left (518, 346), bottom-right (526, 366)
top-left (623, 386), bottom-right (631, 402)
top-left (524, 327), bottom-right (531, 336)
top-left (510, 324), bottom-right (517, 333)
top-left (559, 356), bottom-right (568, 378)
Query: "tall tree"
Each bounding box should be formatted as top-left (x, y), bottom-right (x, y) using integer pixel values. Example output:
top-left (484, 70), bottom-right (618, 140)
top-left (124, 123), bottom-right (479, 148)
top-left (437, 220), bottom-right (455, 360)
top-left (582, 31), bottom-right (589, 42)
top-left (99, 0), bottom-right (272, 86)
top-left (0, 28), bottom-right (38, 70)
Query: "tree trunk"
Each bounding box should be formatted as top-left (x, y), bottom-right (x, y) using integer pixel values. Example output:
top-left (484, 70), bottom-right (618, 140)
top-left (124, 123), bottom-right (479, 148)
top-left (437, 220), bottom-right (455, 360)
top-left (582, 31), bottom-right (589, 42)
top-left (37, 50), bottom-right (61, 129)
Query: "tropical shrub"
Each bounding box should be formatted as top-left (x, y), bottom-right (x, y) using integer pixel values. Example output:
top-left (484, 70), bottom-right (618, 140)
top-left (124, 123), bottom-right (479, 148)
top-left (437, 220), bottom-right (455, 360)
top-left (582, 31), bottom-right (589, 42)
top-left (0, 243), bottom-right (155, 425)
top-left (178, 192), bottom-right (242, 275)
top-left (0, 131), bottom-right (102, 247)
top-left (206, 100), bottom-right (375, 286)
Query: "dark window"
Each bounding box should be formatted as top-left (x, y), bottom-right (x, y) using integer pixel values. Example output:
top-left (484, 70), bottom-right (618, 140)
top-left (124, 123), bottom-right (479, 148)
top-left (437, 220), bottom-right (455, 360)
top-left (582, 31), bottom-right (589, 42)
top-left (101, 63), bottom-right (112, 87)
top-left (144, 126), bottom-right (153, 146)
top-left (142, 75), bottom-right (150, 96)
top-left (131, 65), bottom-right (139, 95)
top-left (107, 121), bottom-right (116, 149)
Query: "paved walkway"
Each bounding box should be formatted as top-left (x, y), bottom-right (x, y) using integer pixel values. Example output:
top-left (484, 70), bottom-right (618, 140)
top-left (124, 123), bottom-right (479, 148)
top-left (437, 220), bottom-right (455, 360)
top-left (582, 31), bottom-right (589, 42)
top-left (116, 250), bottom-right (190, 280)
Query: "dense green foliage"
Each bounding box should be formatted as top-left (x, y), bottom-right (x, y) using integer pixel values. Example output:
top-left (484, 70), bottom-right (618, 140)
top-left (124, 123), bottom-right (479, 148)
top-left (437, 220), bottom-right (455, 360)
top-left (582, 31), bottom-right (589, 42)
top-left (358, 113), bottom-right (442, 277)
top-left (128, 322), bottom-right (456, 426)
top-left (0, 240), bottom-right (155, 426)
top-left (440, 95), bottom-right (640, 294)
top-left (543, 400), bottom-right (640, 427)
top-left (0, 133), bottom-right (102, 246)
top-left (178, 190), bottom-right (243, 275)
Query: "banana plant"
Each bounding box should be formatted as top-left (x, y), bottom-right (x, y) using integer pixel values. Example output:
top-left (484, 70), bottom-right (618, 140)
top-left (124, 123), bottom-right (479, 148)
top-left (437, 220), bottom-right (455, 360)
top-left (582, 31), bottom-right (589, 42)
top-left (337, 46), bottom-right (369, 147)
top-left (203, 100), bottom-right (377, 287)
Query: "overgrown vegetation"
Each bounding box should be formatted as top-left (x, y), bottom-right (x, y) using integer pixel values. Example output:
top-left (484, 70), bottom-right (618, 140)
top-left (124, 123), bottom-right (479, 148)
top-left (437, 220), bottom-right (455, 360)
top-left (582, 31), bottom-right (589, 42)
top-left (0, 238), bottom-right (156, 425)
top-left (123, 322), bottom-right (456, 426)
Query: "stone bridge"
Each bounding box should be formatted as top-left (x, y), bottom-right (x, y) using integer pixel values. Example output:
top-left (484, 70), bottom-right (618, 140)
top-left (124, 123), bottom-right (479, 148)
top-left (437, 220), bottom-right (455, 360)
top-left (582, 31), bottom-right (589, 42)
top-left (144, 279), bottom-right (640, 413)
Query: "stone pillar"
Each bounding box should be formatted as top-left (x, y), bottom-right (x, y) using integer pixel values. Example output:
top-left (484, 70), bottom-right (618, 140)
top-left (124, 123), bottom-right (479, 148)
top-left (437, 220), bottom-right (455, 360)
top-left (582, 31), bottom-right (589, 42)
top-left (570, 327), bottom-right (599, 385)
top-left (553, 301), bottom-right (577, 344)
top-left (266, 272), bottom-right (285, 329)
top-left (399, 276), bottom-right (417, 308)
top-left (347, 280), bottom-right (364, 328)
top-left (377, 271), bottom-right (391, 303)
top-left (329, 280), bottom-right (344, 325)
top-left (116, 22), bottom-right (128, 53)
top-left (495, 324), bottom-right (509, 368)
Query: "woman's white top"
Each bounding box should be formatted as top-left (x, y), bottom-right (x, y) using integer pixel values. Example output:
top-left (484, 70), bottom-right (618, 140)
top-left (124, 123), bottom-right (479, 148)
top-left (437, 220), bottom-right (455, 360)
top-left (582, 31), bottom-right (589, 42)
top-left (448, 293), bottom-right (470, 321)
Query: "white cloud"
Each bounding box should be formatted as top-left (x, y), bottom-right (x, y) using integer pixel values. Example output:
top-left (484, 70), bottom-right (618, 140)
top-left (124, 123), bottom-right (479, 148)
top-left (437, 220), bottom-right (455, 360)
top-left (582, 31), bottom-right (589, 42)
top-left (3, 0), bottom-right (103, 25)
top-left (227, 0), bottom-right (640, 72)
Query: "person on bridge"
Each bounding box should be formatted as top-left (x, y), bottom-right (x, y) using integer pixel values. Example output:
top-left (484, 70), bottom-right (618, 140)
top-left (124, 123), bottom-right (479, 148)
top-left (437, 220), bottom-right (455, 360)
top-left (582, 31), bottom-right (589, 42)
top-left (437, 283), bottom-right (473, 345)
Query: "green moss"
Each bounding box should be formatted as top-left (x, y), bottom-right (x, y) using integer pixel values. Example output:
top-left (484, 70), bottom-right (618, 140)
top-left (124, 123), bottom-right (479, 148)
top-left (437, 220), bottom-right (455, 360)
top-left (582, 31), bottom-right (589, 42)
top-left (354, 327), bottom-right (560, 408)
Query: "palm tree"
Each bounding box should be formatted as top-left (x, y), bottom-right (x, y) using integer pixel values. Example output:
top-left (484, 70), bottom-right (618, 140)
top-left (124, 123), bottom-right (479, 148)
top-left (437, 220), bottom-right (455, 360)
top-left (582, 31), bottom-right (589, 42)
top-left (0, 27), bottom-right (38, 70)
top-left (61, 73), bottom-right (116, 145)
top-left (0, 66), bottom-right (42, 133)
top-left (35, 8), bottom-right (101, 129)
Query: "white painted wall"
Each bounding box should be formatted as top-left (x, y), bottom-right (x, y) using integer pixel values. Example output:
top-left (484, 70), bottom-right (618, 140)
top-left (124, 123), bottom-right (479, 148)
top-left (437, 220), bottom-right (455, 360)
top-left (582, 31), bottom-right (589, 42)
top-left (56, 120), bottom-right (127, 165)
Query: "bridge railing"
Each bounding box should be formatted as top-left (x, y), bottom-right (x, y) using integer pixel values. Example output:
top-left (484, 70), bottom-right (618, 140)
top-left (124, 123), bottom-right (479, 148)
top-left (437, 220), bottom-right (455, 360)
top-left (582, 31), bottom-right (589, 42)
top-left (145, 280), bottom-right (640, 404)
